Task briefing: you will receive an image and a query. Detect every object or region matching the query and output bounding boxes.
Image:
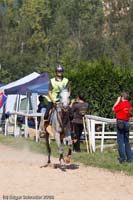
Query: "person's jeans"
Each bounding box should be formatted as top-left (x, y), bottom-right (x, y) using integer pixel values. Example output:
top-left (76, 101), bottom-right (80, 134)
top-left (73, 123), bottom-right (83, 152)
top-left (117, 120), bottom-right (133, 162)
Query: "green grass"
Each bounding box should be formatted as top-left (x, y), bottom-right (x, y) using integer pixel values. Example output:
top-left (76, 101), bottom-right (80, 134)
top-left (0, 134), bottom-right (133, 175)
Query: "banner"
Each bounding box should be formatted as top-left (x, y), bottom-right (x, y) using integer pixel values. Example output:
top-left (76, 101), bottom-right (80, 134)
top-left (0, 92), bottom-right (7, 108)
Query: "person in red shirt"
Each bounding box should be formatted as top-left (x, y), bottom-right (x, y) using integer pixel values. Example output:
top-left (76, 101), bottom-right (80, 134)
top-left (112, 91), bottom-right (133, 163)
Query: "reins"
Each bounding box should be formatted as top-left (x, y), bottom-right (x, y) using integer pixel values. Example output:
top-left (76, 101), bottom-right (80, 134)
top-left (54, 103), bottom-right (70, 133)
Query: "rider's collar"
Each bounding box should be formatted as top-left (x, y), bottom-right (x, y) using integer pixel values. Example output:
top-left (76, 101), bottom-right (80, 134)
top-left (55, 76), bottom-right (63, 81)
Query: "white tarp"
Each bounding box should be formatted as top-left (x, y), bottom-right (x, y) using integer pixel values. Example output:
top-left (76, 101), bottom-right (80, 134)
top-left (0, 72), bottom-right (40, 91)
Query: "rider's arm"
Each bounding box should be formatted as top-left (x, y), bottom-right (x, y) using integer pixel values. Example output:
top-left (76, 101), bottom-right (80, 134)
top-left (112, 96), bottom-right (122, 112)
top-left (48, 90), bottom-right (54, 102)
top-left (48, 80), bottom-right (55, 103)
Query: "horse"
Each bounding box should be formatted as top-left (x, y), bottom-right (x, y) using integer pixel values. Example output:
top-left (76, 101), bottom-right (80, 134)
top-left (44, 89), bottom-right (73, 166)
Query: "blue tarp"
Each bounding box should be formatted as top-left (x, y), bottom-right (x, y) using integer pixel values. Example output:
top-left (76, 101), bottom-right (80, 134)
top-left (0, 83), bottom-right (5, 87)
top-left (5, 73), bottom-right (49, 95)
top-left (28, 82), bottom-right (49, 95)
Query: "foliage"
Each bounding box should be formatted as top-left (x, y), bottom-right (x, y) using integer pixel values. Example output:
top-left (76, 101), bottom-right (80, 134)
top-left (0, 1), bottom-right (132, 116)
top-left (0, 0), bottom-right (132, 83)
top-left (103, 0), bottom-right (133, 67)
top-left (68, 59), bottom-right (133, 118)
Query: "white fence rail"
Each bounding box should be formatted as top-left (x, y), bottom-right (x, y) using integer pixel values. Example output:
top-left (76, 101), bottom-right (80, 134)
top-left (2, 112), bottom-right (133, 152)
top-left (3, 112), bottom-right (43, 142)
top-left (84, 115), bottom-right (133, 153)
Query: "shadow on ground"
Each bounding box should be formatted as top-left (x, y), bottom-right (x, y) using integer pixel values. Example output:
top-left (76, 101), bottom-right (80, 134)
top-left (40, 163), bottom-right (79, 172)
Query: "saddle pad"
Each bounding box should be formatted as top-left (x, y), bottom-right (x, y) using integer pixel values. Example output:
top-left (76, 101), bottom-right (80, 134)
top-left (46, 125), bottom-right (54, 137)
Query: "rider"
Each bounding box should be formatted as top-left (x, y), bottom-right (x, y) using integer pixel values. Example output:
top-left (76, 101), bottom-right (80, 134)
top-left (44, 65), bottom-right (70, 120)
top-left (44, 65), bottom-right (72, 164)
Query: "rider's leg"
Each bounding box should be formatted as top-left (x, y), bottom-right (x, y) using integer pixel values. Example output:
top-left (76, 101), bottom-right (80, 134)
top-left (44, 102), bottom-right (53, 120)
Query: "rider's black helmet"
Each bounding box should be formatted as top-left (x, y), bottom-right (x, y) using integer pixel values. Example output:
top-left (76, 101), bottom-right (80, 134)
top-left (55, 65), bottom-right (64, 72)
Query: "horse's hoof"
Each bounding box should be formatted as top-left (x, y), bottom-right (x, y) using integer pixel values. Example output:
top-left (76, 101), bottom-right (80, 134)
top-left (64, 157), bottom-right (71, 164)
top-left (59, 159), bottom-right (65, 166)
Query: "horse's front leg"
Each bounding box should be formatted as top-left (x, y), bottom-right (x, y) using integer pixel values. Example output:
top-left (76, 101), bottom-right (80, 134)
top-left (54, 131), bottom-right (65, 164)
top-left (67, 148), bottom-right (72, 157)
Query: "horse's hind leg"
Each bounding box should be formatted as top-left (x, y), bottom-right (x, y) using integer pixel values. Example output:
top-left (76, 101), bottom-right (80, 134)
top-left (67, 148), bottom-right (72, 157)
top-left (64, 136), bottom-right (72, 164)
top-left (59, 153), bottom-right (64, 162)
top-left (45, 132), bottom-right (51, 164)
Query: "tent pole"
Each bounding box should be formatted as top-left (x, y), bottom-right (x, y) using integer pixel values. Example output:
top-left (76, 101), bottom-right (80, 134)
top-left (14, 94), bottom-right (19, 137)
top-left (24, 93), bottom-right (30, 137)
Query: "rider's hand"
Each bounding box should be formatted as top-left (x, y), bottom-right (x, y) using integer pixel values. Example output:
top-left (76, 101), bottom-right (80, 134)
top-left (52, 100), bottom-right (58, 106)
top-left (117, 96), bottom-right (122, 102)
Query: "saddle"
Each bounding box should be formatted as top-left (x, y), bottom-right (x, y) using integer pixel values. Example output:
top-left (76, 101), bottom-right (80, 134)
top-left (46, 125), bottom-right (54, 136)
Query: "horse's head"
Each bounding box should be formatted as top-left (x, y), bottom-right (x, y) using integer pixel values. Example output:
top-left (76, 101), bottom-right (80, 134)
top-left (60, 89), bottom-right (70, 109)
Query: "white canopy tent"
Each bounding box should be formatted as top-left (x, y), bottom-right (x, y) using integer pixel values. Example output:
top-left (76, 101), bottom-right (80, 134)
top-left (0, 72), bottom-right (40, 138)
top-left (0, 72), bottom-right (49, 142)
top-left (0, 72), bottom-right (40, 113)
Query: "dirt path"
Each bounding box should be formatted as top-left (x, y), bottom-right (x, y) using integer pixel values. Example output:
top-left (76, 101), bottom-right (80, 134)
top-left (0, 144), bottom-right (133, 200)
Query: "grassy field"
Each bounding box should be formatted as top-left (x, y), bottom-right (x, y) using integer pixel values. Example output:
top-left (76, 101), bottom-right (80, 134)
top-left (0, 134), bottom-right (133, 176)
